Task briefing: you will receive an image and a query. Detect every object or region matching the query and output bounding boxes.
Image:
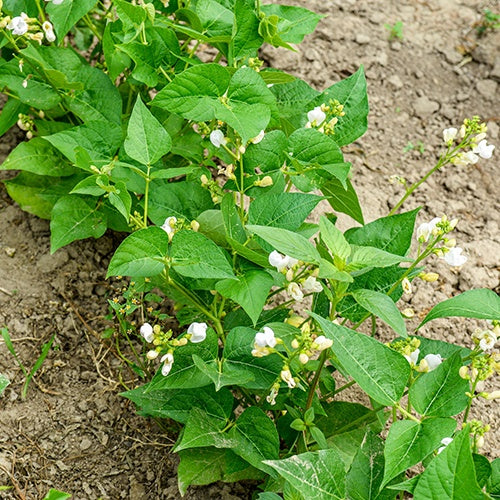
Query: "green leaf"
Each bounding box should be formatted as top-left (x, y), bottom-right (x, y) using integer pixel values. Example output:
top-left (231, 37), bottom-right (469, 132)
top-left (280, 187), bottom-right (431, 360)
top-left (177, 447), bottom-right (263, 495)
top-left (1, 138), bottom-right (76, 176)
top-left (0, 98), bottom-right (28, 136)
top-left (107, 226), bottom-right (169, 277)
top-left (195, 0), bottom-right (234, 39)
top-left (318, 259), bottom-right (353, 282)
top-left (260, 4), bottom-right (323, 44)
top-left (346, 432), bottom-right (390, 500)
top-left (124, 97), bottom-right (172, 166)
top-left (419, 289), bottom-right (500, 328)
top-left (413, 427), bottom-right (484, 500)
top-left (246, 224), bottom-right (321, 264)
top-left (114, 0), bottom-right (146, 28)
top-left (3, 172), bottom-right (84, 219)
top-left (216, 271), bottom-right (273, 325)
top-left (248, 193), bottom-right (322, 231)
top-left (230, 0), bottom-right (263, 62)
top-left (147, 180), bottom-right (214, 225)
top-left (43, 490), bottom-right (72, 500)
top-left (310, 66), bottom-right (369, 147)
top-left (244, 129), bottom-right (288, 173)
top-left (409, 352), bottom-right (469, 417)
top-left (322, 177), bottom-right (364, 225)
top-left (193, 354), bottom-right (254, 391)
top-left (122, 385), bottom-right (233, 424)
top-left (50, 196), bottom-right (107, 252)
top-left (0, 373), bottom-right (10, 396)
top-left (310, 314), bottom-right (410, 406)
top-left (146, 329), bottom-right (218, 390)
top-left (108, 181), bottom-right (132, 222)
top-left (382, 418), bottom-right (457, 488)
top-left (44, 121), bottom-right (122, 164)
top-left (345, 209), bottom-right (420, 257)
top-left (351, 289), bottom-right (407, 337)
top-left (319, 216), bottom-right (351, 261)
top-left (153, 64), bottom-right (275, 142)
top-left (171, 230), bottom-right (235, 280)
top-left (265, 449), bottom-right (346, 499)
top-left (487, 457), bottom-right (500, 497)
top-left (229, 406), bottom-right (280, 475)
top-left (346, 246), bottom-right (410, 273)
top-left (46, 0), bottom-right (98, 40)
top-left (473, 454), bottom-right (492, 488)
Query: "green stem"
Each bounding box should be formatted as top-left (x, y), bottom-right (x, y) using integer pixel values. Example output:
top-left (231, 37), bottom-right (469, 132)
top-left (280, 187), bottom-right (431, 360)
top-left (34, 0), bottom-right (47, 22)
top-left (463, 379), bottom-right (478, 424)
top-left (305, 350), bottom-right (327, 410)
top-left (396, 403), bottom-right (420, 423)
top-left (143, 165), bottom-right (151, 227)
top-left (333, 379), bottom-right (355, 395)
top-left (83, 15), bottom-right (102, 42)
top-left (370, 314), bottom-right (376, 337)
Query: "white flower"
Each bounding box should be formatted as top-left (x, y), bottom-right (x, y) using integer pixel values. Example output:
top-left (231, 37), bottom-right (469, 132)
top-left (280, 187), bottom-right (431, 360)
top-left (254, 326), bottom-right (276, 348)
top-left (146, 350), bottom-right (159, 360)
top-left (402, 277), bottom-right (412, 295)
top-left (42, 21), bottom-right (56, 42)
top-left (404, 348), bottom-right (420, 366)
top-left (443, 127), bottom-right (458, 144)
top-left (416, 217), bottom-right (441, 242)
top-left (424, 353), bottom-right (443, 371)
top-left (161, 216), bottom-right (177, 234)
top-left (302, 276), bottom-right (323, 293)
top-left (313, 335), bottom-right (333, 351)
top-left (161, 352), bottom-right (174, 376)
top-left (473, 139), bottom-right (495, 159)
top-left (250, 130), bottom-right (265, 144)
top-left (140, 323), bottom-right (154, 343)
top-left (307, 106), bottom-right (326, 126)
top-left (280, 368), bottom-right (296, 389)
top-left (287, 282), bottom-right (304, 302)
top-left (437, 437), bottom-right (453, 454)
top-left (479, 330), bottom-right (496, 351)
top-left (452, 152), bottom-right (478, 166)
top-left (443, 247), bottom-right (467, 267)
top-left (268, 250), bottom-right (296, 272)
top-left (7, 15), bottom-right (28, 36)
top-left (22, 79), bottom-right (28, 88)
top-left (187, 322), bottom-right (207, 343)
top-left (210, 129), bottom-right (227, 148)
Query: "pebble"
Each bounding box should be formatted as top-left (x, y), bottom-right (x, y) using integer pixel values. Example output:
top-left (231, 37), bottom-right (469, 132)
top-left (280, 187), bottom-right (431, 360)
top-left (476, 79), bottom-right (498, 99)
top-left (442, 49), bottom-right (462, 65)
top-left (413, 96), bottom-right (439, 117)
top-left (388, 74), bottom-right (403, 89)
top-left (80, 437), bottom-right (92, 451)
top-left (390, 41), bottom-right (402, 51)
top-left (355, 33), bottom-right (371, 45)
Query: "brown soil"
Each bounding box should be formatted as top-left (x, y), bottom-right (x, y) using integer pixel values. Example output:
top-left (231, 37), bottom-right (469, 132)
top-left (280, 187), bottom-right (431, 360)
top-left (1, 0), bottom-right (499, 498)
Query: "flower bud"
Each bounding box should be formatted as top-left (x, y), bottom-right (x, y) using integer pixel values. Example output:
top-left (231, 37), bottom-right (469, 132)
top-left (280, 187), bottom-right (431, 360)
top-left (299, 353), bottom-right (309, 364)
top-left (258, 175), bottom-right (273, 187)
top-left (401, 308), bottom-right (415, 318)
top-left (420, 272), bottom-right (439, 282)
top-left (459, 365), bottom-right (469, 379)
top-left (475, 435), bottom-right (485, 449)
top-left (146, 349), bottom-right (159, 360)
top-left (291, 338), bottom-right (300, 349)
top-left (287, 316), bottom-right (304, 329)
top-left (402, 278), bottom-right (412, 295)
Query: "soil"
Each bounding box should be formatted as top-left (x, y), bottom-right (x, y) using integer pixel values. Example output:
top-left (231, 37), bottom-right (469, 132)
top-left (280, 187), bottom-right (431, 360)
top-left (0, 0), bottom-right (499, 498)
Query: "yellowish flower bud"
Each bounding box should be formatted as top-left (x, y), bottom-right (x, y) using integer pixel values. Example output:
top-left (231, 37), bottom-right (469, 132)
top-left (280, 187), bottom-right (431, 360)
top-left (153, 324), bottom-right (161, 335)
top-left (401, 308), bottom-right (415, 318)
top-left (291, 338), bottom-right (300, 349)
top-left (299, 353), bottom-right (309, 364)
top-left (286, 316), bottom-right (304, 328)
top-left (259, 175), bottom-right (274, 187)
top-left (190, 220), bottom-right (200, 232)
top-left (200, 174), bottom-right (209, 185)
top-left (459, 365), bottom-right (469, 379)
top-left (420, 272), bottom-right (439, 282)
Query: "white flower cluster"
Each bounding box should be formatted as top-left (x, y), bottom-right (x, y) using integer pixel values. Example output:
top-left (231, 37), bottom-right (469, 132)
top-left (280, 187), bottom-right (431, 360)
top-left (472, 328), bottom-right (497, 352)
top-left (252, 326), bottom-right (277, 357)
top-left (444, 125), bottom-right (495, 166)
top-left (5, 10), bottom-right (59, 43)
top-left (404, 348), bottom-right (443, 372)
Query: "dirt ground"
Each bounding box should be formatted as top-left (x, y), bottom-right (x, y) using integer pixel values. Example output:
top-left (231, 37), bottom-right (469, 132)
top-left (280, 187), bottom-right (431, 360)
top-left (0, 0), bottom-right (499, 498)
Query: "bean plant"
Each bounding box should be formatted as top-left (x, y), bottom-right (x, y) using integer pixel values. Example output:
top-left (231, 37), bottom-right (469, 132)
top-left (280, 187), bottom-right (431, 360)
top-left (0, 0), bottom-right (499, 498)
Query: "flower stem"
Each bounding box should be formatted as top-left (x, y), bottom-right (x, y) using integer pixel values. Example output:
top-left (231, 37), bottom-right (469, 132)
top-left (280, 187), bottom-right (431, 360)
top-left (396, 403), bottom-right (420, 423)
top-left (305, 350), bottom-right (327, 410)
top-left (463, 379), bottom-right (478, 424)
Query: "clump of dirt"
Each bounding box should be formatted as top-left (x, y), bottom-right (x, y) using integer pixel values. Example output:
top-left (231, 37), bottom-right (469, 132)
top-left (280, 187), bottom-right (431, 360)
top-left (1, 0), bottom-right (499, 498)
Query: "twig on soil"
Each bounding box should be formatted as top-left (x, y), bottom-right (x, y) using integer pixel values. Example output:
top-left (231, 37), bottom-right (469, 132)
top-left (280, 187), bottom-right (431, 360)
top-left (0, 460), bottom-right (27, 500)
top-left (0, 286), bottom-right (13, 296)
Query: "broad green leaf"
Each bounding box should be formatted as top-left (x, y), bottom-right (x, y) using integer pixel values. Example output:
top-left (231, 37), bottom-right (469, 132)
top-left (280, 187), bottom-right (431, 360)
top-left (261, 4), bottom-right (322, 44)
top-left (409, 352), bottom-right (469, 417)
top-left (318, 259), bottom-right (353, 282)
top-left (124, 97), bottom-right (172, 165)
top-left (419, 289), bottom-right (500, 328)
top-left (413, 427), bottom-right (484, 500)
top-left (487, 458), bottom-right (500, 497)
top-left (3, 172), bottom-right (84, 219)
top-left (473, 454), bottom-right (492, 488)
top-left (0, 98), bottom-right (28, 136)
top-left (114, 0), bottom-right (146, 28)
top-left (346, 432), bottom-right (392, 500)
top-left (327, 429), bottom-right (369, 471)
top-left (102, 21), bottom-right (131, 82)
top-left (46, 0), bottom-right (98, 39)
top-left (1, 0), bottom-right (38, 16)
top-left (197, 209), bottom-right (227, 247)
top-left (1, 138), bottom-right (76, 176)
top-left (0, 60), bottom-right (61, 109)
top-left (175, 407), bottom-right (237, 452)
top-left (229, 406), bottom-right (280, 475)
top-left (413, 336), bottom-right (471, 360)
top-left (108, 181), bottom-right (131, 222)
top-left (44, 121), bottom-right (122, 164)
top-left (310, 66), bottom-right (369, 147)
top-left (351, 289), bottom-right (407, 337)
top-left (230, 0), bottom-right (263, 62)
top-left (43, 490), bottom-right (71, 500)
top-left (0, 374), bottom-right (10, 396)
top-left (310, 314), bottom-right (410, 406)
top-left (288, 128), bottom-right (348, 185)
top-left (382, 418), bottom-right (457, 488)
top-left (195, 0), bottom-right (233, 39)
top-left (265, 449), bottom-right (346, 499)
top-left (345, 209), bottom-right (420, 257)
top-left (322, 177), bottom-right (364, 225)
top-left (153, 64), bottom-right (275, 142)
top-left (147, 180), bottom-right (214, 225)
top-left (246, 224), bottom-right (321, 264)
top-left (122, 385), bottom-right (234, 424)
top-left (171, 230), bottom-right (235, 280)
top-left (193, 354), bottom-right (254, 391)
top-left (244, 129), bottom-right (288, 173)
top-left (346, 246), bottom-right (410, 273)
top-left (177, 447), bottom-right (263, 495)
top-left (216, 271), bottom-right (273, 325)
top-left (248, 193), bottom-right (322, 231)
top-left (319, 216), bottom-right (351, 261)
top-left (50, 196), bottom-right (107, 252)
top-left (222, 327), bottom-right (282, 390)
top-left (146, 329), bottom-right (218, 390)
top-left (107, 226), bottom-right (169, 277)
